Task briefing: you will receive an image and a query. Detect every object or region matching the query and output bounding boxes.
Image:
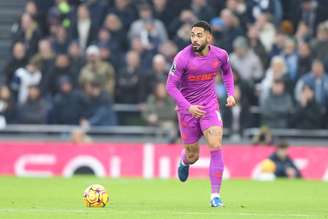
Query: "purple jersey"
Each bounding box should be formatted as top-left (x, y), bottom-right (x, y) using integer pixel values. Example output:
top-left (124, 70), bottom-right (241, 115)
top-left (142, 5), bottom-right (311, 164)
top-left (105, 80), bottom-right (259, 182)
top-left (166, 45), bottom-right (234, 114)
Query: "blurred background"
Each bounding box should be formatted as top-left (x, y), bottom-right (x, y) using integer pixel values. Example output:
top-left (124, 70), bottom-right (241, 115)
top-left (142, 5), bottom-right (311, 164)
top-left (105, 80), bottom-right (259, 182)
top-left (0, 0), bottom-right (327, 180)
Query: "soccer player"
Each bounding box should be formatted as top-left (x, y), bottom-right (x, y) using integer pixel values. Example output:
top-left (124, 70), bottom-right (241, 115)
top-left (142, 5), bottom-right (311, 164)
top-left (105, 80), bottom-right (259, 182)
top-left (166, 21), bottom-right (236, 207)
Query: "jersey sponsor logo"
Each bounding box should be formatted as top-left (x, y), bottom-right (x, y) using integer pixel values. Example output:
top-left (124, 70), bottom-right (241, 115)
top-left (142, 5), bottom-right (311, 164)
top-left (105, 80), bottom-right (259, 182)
top-left (187, 72), bottom-right (216, 81)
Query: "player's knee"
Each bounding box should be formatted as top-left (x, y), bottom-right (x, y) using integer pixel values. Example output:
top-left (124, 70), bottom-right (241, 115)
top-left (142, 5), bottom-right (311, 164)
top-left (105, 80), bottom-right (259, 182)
top-left (208, 141), bottom-right (222, 150)
top-left (187, 153), bottom-right (199, 164)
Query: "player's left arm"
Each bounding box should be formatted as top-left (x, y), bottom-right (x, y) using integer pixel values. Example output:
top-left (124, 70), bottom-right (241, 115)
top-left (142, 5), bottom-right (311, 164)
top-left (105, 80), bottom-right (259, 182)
top-left (220, 51), bottom-right (236, 108)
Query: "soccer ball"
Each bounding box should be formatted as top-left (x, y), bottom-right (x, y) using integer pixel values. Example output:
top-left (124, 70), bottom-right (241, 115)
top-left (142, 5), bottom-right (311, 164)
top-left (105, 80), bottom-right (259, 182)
top-left (83, 184), bottom-right (109, 207)
top-left (260, 159), bottom-right (276, 173)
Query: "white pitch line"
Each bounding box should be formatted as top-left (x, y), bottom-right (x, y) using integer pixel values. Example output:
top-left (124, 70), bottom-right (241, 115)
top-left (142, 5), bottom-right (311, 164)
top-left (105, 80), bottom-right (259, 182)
top-left (0, 208), bottom-right (325, 218)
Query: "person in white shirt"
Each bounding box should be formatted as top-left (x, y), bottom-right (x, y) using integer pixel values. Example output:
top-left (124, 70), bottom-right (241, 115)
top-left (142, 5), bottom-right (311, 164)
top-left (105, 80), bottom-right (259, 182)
top-left (13, 59), bottom-right (42, 104)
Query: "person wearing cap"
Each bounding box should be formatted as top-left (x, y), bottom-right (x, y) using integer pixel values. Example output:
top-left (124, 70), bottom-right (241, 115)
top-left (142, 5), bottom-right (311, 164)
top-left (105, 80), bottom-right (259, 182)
top-left (79, 45), bottom-right (116, 97)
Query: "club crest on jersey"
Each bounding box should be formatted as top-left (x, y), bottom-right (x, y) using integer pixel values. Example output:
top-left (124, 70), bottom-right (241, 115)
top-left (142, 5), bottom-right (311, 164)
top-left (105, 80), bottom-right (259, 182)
top-left (211, 60), bottom-right (220, 68)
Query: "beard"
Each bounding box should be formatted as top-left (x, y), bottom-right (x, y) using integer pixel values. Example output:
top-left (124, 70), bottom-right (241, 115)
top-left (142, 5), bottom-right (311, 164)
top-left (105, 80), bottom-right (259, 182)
top-left (192, 42), bottom-right (207, 53)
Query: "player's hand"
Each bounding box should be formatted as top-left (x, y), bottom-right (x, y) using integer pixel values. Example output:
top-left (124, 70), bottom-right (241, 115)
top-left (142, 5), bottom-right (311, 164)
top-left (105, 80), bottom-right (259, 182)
top-left (286, 167), bottom-right (297, 178)
top-left (225, 96), bottom-right (236, 108)
top-left (188, 105), bottom-right (205, 118)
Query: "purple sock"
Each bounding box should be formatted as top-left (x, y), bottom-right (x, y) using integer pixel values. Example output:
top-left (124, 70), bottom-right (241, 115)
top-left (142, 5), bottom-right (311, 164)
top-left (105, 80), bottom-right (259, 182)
top-left (180, 149), bottom-right (190, 165)
top-left (209, 149), bottom-right (224, 194)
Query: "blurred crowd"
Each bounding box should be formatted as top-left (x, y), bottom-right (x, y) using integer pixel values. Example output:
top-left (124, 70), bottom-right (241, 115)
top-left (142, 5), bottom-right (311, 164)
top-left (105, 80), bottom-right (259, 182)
top-left (0, 0), bottom-right (328, 137)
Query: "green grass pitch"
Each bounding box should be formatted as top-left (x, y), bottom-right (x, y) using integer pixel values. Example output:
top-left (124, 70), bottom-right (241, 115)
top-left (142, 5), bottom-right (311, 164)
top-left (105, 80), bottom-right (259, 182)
top-left (0, 176), bottom-right (327, 219)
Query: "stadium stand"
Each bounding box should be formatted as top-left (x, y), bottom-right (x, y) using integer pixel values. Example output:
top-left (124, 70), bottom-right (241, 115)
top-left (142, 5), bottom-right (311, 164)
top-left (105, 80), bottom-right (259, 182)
top-left (0, 0), bottom-right (327, 144)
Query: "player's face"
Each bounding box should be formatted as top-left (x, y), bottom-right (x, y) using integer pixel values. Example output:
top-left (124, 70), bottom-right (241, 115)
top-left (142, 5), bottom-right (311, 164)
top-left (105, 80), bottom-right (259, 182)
top-left (191, 27), bottom-right (209, 52)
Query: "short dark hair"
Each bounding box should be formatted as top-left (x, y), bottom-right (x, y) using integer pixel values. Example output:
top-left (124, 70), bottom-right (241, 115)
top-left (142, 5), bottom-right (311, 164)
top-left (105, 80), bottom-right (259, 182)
top-left (192, 21), bottom-right (212, 34)
top-left (277, 140), bottom-right (289, 149)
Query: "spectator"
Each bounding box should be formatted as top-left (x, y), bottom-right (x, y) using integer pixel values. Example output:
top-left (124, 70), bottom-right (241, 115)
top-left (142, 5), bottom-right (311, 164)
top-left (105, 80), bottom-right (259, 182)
top-left (3, 42), bottom-right (28, 85)
top-left (168, 0), bottom-right (191, 20)
top-left (130, 37), bottom-right (155, 74)
top-left (268, 141), bottom-right (302, 178)
top-left (226, 0), bottom-right (248, 31)
top-left (49, 77), bottom-right (84, 124)
top-left (174, 23), bottom-right (192, 50)
top-left (115, 50), bottom-right (142, 103)
top-left (0, 86), bottom-right (16, 125)
top-left (158, 40), bottom-right (178, 63)
top-left (290, 85), bottom-right (322, 129)
top-left (247, 25), bottom-right (269, 68)
top-left (48, 0), bottom-right (73, 29)
top-left (24, 1), bottom-right (45, 35)
top-left (251, 126), bottom-right (273, 145)
top-left (260, 56), bottom-right (292, 103)
top-left (47, 54), bottom-right (72, 95)
top-left (12, 13), bottom-right (41, 57)
top-left (30, 0), bottom-right (53, 35)
top-left (190, 0), bottom-right (215, 22)
top-left (99, 17), bottom-right (125, 69)
top-left (270, 31), bottom-right (288, 58)
top-left (230, 36), bottom-right (263, 83)
top-left (67, 41), bottom-right (85, 87)
top-left (295, 21), bottom-right (311, 43)
top-left (246, 0), bottom-right (282, 25)
top-left (84, 0), bottom-right (108, 30)
top-left (260, 79), bottom-right (293, 128)
top-left (107, 0), bottom-right (137, 32)
top-left (71, 4), bottom-right (97, 51)
top-left (128, 3), bottom-right (168, 50)
top-left (51, 25), bottom-right (70, 54)
top-left (12, 58), bottom-right (42, 104)
top-left (297, 41), bottom-right (313, 79)
top-left (282, 38), bottom-right (298, 82)
top-left (103, 13), bottom-right (127, 53)
top-left (142, 82), bottom-right (177, 142)
top-left (98, 45), bottom-right (112, 64)
top-left (311, 22), bottom-right (328, 62)
top-left (99, 29), bottom-right (112, 48)
top-left (140, 54), bottom-right (169, 102)
top-left (168, 9), bottom-right (197, 38)
top-left (151, 0), bottom-right (172, 27)
top-left (297, 0), bottom-right (319, 35)
top-left (79, 45), bottom-right (116, 97)
top-left (211, 9), bottom-right (244, 53)
top-left (254, 13), bottom-right (276, 53)
top-left (32, 39), bottom-right (56, 93)
top-left (16, 85), bottom-right (48, 124)
top-left (81, 81), bottom-right (117, 126)
top-left (295, 59), bottom-right (328, 112)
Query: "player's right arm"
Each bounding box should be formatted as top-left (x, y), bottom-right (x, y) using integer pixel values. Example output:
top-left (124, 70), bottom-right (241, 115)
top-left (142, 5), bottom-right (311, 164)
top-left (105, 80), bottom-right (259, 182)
top-left (166, 55), bottom-right (191, 111)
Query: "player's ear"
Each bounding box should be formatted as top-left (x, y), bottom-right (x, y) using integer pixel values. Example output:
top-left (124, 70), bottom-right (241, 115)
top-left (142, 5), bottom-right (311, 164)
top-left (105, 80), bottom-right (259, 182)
top-left (207, 32), bottom-right (213, 44)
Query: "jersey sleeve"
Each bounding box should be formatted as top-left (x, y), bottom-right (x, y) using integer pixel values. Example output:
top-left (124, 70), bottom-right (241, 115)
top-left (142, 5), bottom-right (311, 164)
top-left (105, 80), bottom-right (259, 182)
top-left (220, 51), bottom-right (235, 97)
top-left (165, 54), bottom-right (191, 110)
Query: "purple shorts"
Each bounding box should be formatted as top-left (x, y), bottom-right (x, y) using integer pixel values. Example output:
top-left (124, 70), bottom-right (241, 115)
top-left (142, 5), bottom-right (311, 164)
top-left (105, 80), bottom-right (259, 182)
top-left (177, 110), bottom-right (223, 144)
